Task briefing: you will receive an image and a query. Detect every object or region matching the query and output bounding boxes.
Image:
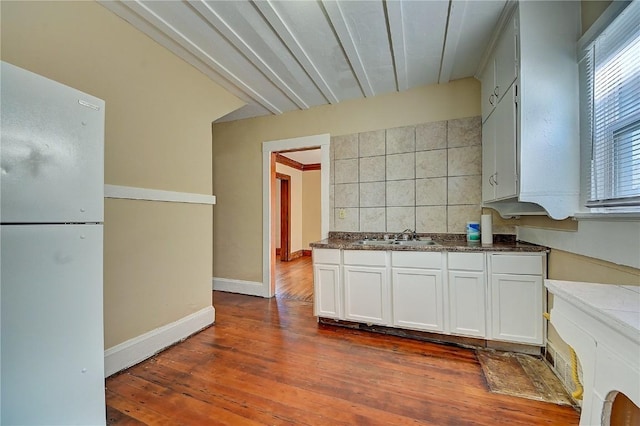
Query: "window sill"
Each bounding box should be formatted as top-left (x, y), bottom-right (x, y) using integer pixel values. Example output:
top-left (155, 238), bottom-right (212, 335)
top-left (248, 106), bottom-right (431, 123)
top-left (573, 212), bottom-right (640, 221)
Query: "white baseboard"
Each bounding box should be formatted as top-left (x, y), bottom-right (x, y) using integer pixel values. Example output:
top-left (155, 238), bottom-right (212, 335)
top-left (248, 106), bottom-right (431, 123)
top-left (104, 305), bottom-right (215, 377)
top-left (212, 277), bottom-right (268, 297)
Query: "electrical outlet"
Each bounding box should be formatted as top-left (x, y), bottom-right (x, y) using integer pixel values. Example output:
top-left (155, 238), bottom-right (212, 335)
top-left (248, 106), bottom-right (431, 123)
top-left (338, 209), bottom-right (346, 219)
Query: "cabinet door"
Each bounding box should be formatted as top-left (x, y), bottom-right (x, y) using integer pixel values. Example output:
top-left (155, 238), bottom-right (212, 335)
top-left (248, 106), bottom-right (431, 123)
top-left (480, 58), bottom-right (497, 123)
top-left (482, 114), bottom-right (497, 202)
top-left (313, 264), bottom-right (341, 319)
top-left (392, 268), bottom-right (444, 332)
top-left (448, 271), bottom-right (486, 337)
top-left (490, 273), bottom-right (543, 345)
top-left (344, 266), bottom-right (389, 325)
top-left (494, 84), bottom-right (518, 200)
top-left (494, 12), bottom-right (518, 102)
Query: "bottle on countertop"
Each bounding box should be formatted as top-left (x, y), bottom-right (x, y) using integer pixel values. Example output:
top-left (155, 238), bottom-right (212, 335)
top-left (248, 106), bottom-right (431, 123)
top-left (466, 221), bottom-right (480, 242)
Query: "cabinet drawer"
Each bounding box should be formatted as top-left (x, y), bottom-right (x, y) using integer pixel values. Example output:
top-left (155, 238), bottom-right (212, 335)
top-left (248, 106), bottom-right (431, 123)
top-left (392, 251), bottom-right (442, 269)
top-left (491, 254), bottom-right (543, 275)
top-left (448, 252), bottom-right (485, 271)
top-left (313, 248), bottom-right (340, 264)
top-left (343, 250), bottom-right (386, 266)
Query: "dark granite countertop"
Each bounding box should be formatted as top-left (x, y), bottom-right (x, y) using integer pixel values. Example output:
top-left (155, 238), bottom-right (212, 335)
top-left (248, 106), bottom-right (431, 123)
top-left (310, 232), bottom-right (548, 253)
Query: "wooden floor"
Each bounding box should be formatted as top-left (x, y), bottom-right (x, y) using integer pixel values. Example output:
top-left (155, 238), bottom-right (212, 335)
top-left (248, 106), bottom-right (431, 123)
top-left (275, 255), bottom-right (313, 302)
top-left (106, 291), bottom-right (580, 425)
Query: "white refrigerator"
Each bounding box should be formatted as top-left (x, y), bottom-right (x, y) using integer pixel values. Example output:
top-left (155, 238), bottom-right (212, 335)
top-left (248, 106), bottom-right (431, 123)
top-left (1, 61), bottom-right (106, 425)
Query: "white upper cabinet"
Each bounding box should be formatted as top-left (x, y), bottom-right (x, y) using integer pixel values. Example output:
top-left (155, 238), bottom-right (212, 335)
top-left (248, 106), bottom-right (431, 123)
top-left (480, 58), bottom-right (497, 123)
top-left (481, 13), bottom-right (518, 123)
top-left (479, 2), bottom-right (580, 219)
top-left (493, 15), bottom-right (518, 103)
top-left (483, 84), bottom-right (518, 202)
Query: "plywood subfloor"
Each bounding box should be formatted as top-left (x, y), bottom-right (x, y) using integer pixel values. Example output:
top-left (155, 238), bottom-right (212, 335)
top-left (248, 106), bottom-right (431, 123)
top-left (477, 349), bottom-right (575, 406)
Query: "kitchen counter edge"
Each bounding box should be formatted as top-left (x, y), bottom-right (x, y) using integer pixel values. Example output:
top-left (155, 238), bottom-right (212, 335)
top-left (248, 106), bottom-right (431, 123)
top-left (310, 239), bottom-right (548, 253)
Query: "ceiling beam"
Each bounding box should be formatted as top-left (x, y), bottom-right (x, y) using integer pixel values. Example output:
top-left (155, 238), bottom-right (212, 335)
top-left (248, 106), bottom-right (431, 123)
top-left (439, 0), bottom-right (467, 84)
top-left (189, 1), bottom-right (309, 110)
top-left (252, 0), bottom-right (339, 105)
top-left (385, 1), bottom-right (408, 91)
top-left (321, 0), bottom-right (375, 98)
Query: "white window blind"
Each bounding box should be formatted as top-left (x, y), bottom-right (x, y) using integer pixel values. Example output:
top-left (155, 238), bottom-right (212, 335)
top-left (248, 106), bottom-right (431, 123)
top-left (581, 0), bottom-right (640, 209)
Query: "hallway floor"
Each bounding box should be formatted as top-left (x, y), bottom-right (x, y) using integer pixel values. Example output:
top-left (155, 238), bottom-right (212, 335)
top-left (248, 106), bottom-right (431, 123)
top-left (275, 255), bottom-right (313, 303)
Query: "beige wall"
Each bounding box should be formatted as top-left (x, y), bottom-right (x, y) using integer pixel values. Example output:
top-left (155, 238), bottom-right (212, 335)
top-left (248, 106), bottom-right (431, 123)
top-left (276, 163), bottom-right (303, 253)
top-left (275, 165), bottom-right (321, 252)
top-left (549, 249), bottom-right (640, 285)
top-left (302, 170), bottom-right (322, 249)
top-left (212, 77), bottom-right (480, 282)
top-left (1, 1), bottom-right (243, 349)
top-left (104, 201), bottom-right (214, 346)
top-left (582, 1), bottom-right (612, 33)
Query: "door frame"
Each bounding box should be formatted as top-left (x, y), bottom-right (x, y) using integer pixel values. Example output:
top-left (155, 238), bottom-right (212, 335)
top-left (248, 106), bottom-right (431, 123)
top-left (276, 172), bottom-right (291, 262)
top-left (262, 134), bottom-right (330, 298)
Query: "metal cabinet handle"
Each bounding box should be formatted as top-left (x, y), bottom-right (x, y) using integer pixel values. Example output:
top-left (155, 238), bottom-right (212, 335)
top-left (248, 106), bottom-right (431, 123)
top-left (489, 94), bottom-right (495, 106)
top-left (494, 86), bottom-right (500, 98)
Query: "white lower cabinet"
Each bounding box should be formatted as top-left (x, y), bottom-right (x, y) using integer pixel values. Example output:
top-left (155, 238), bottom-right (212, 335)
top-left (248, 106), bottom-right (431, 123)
top-left (343, 250), bottom-right (390, 325)
top-left (391, 252), bottom-right (444, 332)
top-left (448, 253), bottom-right (486, 338)
top-left (489, 254), bottom-right (545, 345)
top-left (313, 248), bottom-right (341, 319)
top-left (448, 270), bottom-right (486, 338)
top-left (312, 247), bottom-right (546, 346)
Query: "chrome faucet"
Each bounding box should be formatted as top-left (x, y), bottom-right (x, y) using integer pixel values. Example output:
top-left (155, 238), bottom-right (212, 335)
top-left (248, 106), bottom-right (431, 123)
top-left (397, 228), bottom-right (417, 241)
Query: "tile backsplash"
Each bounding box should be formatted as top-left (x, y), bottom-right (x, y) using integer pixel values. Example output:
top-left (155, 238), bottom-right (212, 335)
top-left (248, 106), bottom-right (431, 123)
top-left (330, 116), bottom-right (483, 234)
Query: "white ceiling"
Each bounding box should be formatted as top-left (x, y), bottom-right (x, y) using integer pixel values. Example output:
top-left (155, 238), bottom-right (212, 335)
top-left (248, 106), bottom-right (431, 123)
top-left (281, 149), bottom-right (322, 165)
top-left (99, 0), bottom-right (507, 123)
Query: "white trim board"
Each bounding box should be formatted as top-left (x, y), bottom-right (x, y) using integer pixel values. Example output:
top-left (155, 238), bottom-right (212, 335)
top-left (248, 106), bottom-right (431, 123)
top-left (104, 305), bottom-right (215, 377)
top-left (105, 184), bottom-right (216, 205)
top-left (517, 220), bottom-right (640, 269)
top-left (212, 277), bottom-right (267, 297)
top-left (262, 134), bottom-right (331, 298)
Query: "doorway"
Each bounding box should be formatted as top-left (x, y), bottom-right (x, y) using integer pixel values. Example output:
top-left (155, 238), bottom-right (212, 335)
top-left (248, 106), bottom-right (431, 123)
top-left (276, 172), bottom-right (291, 262)
top-left (262, 134), bottom-right (330, 298)
top-left (273, 150), bottom-right (320, 302)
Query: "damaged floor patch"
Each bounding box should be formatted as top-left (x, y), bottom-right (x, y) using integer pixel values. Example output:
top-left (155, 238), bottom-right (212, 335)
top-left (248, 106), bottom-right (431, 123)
top-left (476, 349), bottom-right (575, 406)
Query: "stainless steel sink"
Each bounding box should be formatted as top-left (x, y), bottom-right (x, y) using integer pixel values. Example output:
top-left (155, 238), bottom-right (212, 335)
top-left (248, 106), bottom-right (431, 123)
top-left (356, 240), bottom-right (396, 245)
top-left (393, 239), bottom-right (440, 246)
top-left (356, 239), bottom-right (440, 246)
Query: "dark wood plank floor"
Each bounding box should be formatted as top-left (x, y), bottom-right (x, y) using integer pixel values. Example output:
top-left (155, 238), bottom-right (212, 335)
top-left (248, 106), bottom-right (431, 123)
top-left (106, 291), bottom-right (580, 425)
top-left (276, 255), bottom-right (313, 302)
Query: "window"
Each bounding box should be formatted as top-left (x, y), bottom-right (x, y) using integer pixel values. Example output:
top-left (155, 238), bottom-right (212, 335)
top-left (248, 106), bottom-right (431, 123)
top-left (580, 0), bottom-right (640, 211)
